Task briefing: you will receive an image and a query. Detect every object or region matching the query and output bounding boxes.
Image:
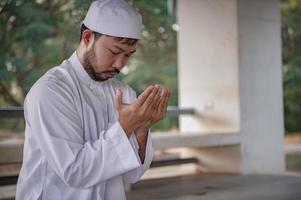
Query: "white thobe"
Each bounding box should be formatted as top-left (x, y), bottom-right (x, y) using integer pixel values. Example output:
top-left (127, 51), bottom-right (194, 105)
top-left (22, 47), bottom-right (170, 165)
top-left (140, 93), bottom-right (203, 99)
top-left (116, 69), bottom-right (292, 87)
top-left (16, 52), bottom-right (154, 200)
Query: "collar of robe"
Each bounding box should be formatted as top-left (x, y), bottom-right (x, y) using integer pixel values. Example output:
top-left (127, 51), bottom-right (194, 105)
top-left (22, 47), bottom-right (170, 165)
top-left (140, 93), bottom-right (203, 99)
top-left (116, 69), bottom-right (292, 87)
top-left (68, 51), bottom-right (109, 91)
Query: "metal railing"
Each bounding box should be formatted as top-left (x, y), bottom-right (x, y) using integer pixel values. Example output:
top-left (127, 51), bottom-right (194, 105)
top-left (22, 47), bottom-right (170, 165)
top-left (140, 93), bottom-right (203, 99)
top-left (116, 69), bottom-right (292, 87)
top-left (0, 106), bottom-right (195, 119)
top-left (0, 107), bottom-right (24, 118)
top-left (0, 106), bottom-right (196, 187)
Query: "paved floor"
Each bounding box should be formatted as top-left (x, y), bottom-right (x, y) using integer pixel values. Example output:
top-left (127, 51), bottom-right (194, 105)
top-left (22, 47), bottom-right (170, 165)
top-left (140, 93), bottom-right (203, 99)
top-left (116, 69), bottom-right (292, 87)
top-left (1, 140), bottom-right (301, 200)
top-left (285, 144), bottom-right (301, 154)
top-left (126, 174), bottom-right (301, 200)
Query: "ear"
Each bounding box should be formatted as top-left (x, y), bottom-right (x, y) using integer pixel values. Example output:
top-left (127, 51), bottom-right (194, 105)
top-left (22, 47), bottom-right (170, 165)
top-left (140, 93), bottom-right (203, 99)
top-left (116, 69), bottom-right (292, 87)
top-left (82, 29), bottom-right (94, 48)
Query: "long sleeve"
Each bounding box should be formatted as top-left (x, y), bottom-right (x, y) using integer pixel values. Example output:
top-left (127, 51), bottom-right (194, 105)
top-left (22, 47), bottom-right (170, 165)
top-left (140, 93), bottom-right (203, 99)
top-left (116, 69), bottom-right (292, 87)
top-left (122, 132), bottom-right (154, 183)
top-left (25, 79), bottom-right (141, 189)
top-left (122, 87), bottom-right (154, 183)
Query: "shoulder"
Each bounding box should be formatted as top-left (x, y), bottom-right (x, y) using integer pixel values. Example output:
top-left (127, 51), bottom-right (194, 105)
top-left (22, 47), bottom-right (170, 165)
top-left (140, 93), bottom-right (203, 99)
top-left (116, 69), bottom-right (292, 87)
top-left (26, 61), bottom-right (76, 106)
top-left (109, 78), bottom-right (136, 96)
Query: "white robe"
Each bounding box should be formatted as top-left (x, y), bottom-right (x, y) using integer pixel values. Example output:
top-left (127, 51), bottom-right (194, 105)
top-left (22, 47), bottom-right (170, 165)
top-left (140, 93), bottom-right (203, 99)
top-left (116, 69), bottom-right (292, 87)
top-left (16, 52), bottom-right (154, 200)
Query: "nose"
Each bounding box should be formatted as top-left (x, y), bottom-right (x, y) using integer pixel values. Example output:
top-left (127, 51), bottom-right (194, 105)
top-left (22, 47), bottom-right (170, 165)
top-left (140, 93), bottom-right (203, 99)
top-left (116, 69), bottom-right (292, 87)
top-left (113, 55), bottom-right (127, 70)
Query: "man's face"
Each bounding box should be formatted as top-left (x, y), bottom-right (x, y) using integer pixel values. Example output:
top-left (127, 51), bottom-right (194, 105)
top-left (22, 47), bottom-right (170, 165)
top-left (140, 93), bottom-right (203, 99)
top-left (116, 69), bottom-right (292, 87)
top-left (83, 34), bottom-right (137, 81)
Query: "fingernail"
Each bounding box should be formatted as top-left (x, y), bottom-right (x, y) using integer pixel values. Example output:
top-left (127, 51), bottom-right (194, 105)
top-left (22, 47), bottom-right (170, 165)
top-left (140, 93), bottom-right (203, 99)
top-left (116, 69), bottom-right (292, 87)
top-left (160, 89), bottom-right (165, 97)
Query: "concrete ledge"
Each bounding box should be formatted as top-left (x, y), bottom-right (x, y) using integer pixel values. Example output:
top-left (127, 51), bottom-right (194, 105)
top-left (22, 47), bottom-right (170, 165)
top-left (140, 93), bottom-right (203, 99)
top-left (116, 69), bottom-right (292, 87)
top-left (0, 133), bottom-right (241, 164)
top-left (0, 139), bottom-right (23, 164)
top-left (152, 132), bottom-right (241, 150)
top-left (127, 174), bottom-right (301, 200)
top-left (0, 185), bottom-right (15, 200)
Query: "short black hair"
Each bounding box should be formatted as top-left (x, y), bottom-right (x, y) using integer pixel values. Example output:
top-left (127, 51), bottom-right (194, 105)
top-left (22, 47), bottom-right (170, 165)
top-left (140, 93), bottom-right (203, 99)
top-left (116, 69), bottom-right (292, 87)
top-left (80, 24), bottom-right (138, 46)
top-left (80, 24), bottom-right (102, 41)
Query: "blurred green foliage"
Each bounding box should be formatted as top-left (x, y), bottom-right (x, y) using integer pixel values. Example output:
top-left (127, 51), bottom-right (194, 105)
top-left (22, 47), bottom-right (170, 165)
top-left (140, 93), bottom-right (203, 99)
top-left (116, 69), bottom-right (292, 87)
top-left (286, 153), bottom-right (301, 172)
top-left (281, 0), bottom-right (301, 133)
top-left (2, 0), bottom-right (301, 133)
top-left (0, 0), bottom-right (178, 131)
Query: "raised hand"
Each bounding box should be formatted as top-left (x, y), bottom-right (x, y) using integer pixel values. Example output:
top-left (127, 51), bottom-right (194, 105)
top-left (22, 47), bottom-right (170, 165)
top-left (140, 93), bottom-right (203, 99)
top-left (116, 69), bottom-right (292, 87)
top-left (137, 87), bottom-right (171, 129)
top-left (115, 85), bottom-right (171, 137)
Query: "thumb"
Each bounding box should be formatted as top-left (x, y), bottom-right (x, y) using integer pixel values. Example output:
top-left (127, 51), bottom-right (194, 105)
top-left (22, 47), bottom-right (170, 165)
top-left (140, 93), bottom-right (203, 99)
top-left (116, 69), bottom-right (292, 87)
top-left (115, 89), bottom-right (123, 110)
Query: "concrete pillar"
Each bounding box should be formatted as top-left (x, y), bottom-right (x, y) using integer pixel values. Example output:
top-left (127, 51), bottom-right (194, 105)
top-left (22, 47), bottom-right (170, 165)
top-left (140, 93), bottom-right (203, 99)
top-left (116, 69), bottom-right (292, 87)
top-left (238, 0), bottom-right (285, 174)
top-left (178, 0), bottom-right (240, 134)
top-left (177, 0), bottom-right (241, 173)
top-left (177, 0), bottom-right (285, 174)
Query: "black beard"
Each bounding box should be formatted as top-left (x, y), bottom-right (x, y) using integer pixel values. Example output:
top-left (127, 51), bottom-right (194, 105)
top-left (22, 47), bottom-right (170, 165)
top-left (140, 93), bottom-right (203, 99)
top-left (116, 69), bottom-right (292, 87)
top-left (83, 48), bottom-right (104, 82)
top-left (83, 48), bottom-right (120, 82)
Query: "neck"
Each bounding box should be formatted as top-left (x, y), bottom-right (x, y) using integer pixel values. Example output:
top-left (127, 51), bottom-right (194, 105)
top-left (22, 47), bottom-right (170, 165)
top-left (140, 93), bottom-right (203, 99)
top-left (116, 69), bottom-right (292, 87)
top-left (76, 44), bottom-right (85, 67)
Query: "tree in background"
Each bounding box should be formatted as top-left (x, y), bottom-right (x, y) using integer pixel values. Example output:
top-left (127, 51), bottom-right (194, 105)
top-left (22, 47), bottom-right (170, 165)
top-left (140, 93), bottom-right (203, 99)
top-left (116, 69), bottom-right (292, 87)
top-left (0, 0), bottom-right (88, 106)
top-left (2, 0), bottom-right (301, 133)
top-left (0, 0), bottom-right (178, 131)
top-left (281, 0), bottom-right (301, 133)
top-left (120, 0), bottom-right (178, 130)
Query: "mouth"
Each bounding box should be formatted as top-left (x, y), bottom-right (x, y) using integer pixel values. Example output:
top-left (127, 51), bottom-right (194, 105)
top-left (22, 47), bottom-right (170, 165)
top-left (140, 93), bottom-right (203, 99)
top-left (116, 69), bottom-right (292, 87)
top-left (95, 69), bottom-right (120, 81)
top-left (101, 72), bottom-right (116, 80)
top-left (106, 74), bottom-right (114, 78)
top-left (109, 72), bottom-right (116, 76)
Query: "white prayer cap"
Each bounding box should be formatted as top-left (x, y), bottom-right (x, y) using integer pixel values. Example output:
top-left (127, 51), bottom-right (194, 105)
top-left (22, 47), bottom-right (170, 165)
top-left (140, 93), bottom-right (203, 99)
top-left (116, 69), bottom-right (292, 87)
top-left (83, 0), bottom-right (142, 39)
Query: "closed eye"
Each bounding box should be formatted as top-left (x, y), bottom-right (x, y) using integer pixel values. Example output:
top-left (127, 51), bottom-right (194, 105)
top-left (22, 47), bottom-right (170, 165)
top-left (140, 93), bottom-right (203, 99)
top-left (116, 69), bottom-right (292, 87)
top-left (109, 49), bottom-right (120, 55)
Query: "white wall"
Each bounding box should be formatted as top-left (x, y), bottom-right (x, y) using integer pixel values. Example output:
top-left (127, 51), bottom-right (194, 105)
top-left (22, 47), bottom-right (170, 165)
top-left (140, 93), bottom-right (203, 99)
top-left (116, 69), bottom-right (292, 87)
top-left (177, 0), bottom-right (285, 174)
top-left (238, 0), bottom-right (285, 174)
top-left (178, 0), bottom-right (240, 133)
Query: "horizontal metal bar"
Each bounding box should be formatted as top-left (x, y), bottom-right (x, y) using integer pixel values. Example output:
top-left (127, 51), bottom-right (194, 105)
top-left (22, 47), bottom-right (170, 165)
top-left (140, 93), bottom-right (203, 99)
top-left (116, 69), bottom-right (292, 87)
top-left (0, 107), bottom-right (196, 118)
top-left (0, 108), bottom-right (24, 119)
top-left (166, 106), bottom-right (195, 117)
top-left (150, 157), bottom-right (198, 168)
top-left (0, 176), bottom-right (18, 186)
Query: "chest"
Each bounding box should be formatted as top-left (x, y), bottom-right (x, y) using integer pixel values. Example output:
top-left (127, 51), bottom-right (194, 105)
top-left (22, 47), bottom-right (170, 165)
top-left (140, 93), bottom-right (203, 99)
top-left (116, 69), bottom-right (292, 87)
top-left (77, 84), bottom-right (118, 141)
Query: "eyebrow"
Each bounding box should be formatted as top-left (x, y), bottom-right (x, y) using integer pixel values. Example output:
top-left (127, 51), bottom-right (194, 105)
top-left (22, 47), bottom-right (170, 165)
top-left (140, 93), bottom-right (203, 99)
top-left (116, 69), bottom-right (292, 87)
top-left (112, 45), bottom-right (136, 54)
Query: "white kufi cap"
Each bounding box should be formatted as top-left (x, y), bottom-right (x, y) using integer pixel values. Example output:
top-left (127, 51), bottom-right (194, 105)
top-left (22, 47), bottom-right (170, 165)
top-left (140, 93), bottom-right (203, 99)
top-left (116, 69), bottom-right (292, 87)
top-left (83, 0), bottom-right (142, 39)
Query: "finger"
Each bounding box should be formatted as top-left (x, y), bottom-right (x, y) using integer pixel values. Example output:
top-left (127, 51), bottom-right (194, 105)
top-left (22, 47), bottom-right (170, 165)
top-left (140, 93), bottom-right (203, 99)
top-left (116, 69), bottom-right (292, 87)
top-left (151, 86), bottom-right (162, 109)
top-left (115, 89), bottom-right (123, 111)
top-left (167, 88), bottom-right (172, 97)
top-left (150, 89), bottom-right (167, 122)
top-left (141, 85), bottom-right (160, 108)
top-left (135, 86), bottom-right (154, 107)
top-left (164, 90), bottom-right (171, 111)
top-left (155, 87), bottom-right (168, 109)
top-left (152, 88), bottom-right (165, 114)
top-left (153, 88), bottom-right (162, 109)
top-left (158, 89), bottom-right (169, 114)
top-left (161, 97), bottom-right (169, 118)
top-left (156, 89), bottom-right (166, 114)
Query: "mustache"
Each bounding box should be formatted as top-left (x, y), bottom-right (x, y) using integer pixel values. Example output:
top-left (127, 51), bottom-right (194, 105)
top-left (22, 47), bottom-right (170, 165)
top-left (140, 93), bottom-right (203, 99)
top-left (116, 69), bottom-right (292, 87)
top-left (96, 68), bottom-right (120, 75)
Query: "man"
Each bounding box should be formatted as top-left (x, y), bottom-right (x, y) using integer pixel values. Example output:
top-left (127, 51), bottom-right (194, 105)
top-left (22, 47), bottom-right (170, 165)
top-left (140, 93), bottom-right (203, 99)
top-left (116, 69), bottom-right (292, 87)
top-left (16, 0), bottom-right (171, 199)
